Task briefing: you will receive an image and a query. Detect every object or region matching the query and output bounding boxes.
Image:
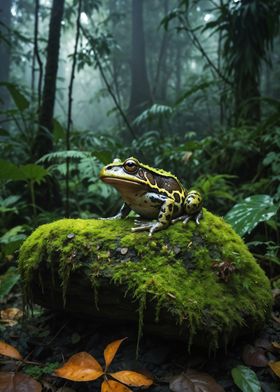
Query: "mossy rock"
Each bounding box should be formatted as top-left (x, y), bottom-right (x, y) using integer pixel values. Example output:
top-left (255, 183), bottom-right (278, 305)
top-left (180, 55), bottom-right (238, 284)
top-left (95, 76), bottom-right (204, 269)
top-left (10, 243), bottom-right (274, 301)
top-left (19, 209), bottom-right (272, 351)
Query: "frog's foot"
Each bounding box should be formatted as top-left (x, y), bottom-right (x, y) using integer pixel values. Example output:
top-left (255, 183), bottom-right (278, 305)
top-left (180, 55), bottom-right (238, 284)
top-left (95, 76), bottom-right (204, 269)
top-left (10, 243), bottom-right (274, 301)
top-left (132, 221), bottom-right (168, 237)
top-left (99, 214), bottom-right (122, 221)
top-left (172, 210), bottom-right (203, 226)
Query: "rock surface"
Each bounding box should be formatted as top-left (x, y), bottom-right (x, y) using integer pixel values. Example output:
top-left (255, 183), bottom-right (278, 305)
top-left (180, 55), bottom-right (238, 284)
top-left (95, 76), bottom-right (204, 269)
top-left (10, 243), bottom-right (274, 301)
top-left (19, 209), bottom-right (272, 350)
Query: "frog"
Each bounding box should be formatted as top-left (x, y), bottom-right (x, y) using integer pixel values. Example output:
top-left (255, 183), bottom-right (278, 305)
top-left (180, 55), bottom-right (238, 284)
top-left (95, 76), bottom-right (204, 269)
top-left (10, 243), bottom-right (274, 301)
top-left (99, 157), bottom-right (203, 236)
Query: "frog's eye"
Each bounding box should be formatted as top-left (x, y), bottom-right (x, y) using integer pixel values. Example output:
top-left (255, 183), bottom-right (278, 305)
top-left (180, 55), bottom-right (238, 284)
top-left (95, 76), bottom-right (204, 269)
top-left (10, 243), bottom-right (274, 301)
top-left (124, 159), bottom-right (138, 174)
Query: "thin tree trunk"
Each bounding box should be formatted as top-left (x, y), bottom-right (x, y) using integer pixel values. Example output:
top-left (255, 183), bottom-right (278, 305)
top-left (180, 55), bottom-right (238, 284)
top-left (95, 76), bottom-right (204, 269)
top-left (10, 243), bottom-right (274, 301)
top-left (32, 0), bottom-right (43, 110)
top-left (65, 0), bottom-right (82, 217)
top-left (128, 0), bottom-right (152, 119)
top-left (33, 0), bottom-right (65, 159)
top-left (0, 0), bottom-right (12, 110)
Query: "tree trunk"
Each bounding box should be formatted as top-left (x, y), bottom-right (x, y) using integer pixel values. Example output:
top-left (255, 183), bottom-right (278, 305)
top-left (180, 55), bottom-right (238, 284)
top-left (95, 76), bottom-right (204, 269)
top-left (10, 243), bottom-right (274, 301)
top-left (33, 0), bottom-right (65, 159)
top-left (235, 73), bottom-right (261, 125)
top-left (0, 0), bottom-right (12, 110)
top-left (128, 0), bottom-right (152, 119)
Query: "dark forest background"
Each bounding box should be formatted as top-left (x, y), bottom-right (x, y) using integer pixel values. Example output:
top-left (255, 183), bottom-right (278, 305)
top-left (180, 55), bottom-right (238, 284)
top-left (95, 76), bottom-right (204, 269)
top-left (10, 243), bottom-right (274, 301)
top-left (0, 0), bottom-right (279, 314)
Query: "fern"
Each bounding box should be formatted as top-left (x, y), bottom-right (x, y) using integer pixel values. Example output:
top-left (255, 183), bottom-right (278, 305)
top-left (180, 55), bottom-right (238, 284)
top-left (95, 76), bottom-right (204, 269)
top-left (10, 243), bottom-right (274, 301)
top-left (133, 104), bottom-right (173, 126)
top-left (37, 150), bottom-right (92, 164)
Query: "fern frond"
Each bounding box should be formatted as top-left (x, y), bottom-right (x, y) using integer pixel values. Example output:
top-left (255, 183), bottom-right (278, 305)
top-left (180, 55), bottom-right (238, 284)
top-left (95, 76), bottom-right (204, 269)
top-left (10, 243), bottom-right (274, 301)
top-left (133, 104), bottom-right (173, 125)
top-left (37, 150), bottom-right (91, 164)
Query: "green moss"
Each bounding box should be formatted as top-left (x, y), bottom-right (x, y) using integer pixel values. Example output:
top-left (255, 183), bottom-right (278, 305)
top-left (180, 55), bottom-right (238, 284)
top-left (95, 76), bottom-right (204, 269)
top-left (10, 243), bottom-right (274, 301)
top-left (19, 209), bottom-right (272, 351)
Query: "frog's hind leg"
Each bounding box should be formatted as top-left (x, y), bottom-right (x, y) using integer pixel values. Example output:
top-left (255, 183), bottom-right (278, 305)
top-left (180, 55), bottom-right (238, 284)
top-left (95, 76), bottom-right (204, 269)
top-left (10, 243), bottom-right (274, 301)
top-left (132, 195), bottom-right (174, 236)
top-left (172, 190), bottom-right (203, 225)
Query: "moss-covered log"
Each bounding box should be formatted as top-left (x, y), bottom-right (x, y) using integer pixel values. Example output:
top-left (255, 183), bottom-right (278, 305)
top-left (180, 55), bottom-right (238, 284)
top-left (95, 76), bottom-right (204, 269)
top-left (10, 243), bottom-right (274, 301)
top-left (19, 209), bottom-right (272, 350)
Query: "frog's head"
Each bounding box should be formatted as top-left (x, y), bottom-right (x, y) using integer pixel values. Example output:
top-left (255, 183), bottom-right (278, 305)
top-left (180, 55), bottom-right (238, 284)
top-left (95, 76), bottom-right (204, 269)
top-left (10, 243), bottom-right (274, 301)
top-left (100, 157), bottom-right (147, 192)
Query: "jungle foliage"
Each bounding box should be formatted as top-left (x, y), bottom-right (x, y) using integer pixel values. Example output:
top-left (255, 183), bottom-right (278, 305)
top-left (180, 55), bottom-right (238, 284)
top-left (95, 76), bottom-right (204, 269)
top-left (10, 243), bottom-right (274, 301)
top-left (0, 0), bottom-right (279, 327)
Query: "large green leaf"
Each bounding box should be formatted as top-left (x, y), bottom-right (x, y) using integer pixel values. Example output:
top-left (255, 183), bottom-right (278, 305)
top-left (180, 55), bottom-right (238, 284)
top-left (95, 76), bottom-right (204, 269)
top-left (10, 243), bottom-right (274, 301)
top-left (224, 195), bottom-right (279, 236)
top-left (231, 365), bottom-right (261, 392)
top-left (0, 82), bottom-right (29, 111)
top-left (19, 164), bottom-right (48, 183)
top-left (0, 160), bottom-right (23, 181)
top-left (0, 160), bottom-right (48, 183)
top-left (0, 267), bottom-right (20, 299)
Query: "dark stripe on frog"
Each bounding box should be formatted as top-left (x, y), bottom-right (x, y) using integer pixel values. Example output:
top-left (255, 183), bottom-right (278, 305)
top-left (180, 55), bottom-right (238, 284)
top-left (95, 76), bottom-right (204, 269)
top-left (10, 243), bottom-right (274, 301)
top-left (154, 174), bottom-right (182, 192)
top-left (173, 192), bottom-right (181, 203)
top-left (145, 171), bottom-right (155, 185)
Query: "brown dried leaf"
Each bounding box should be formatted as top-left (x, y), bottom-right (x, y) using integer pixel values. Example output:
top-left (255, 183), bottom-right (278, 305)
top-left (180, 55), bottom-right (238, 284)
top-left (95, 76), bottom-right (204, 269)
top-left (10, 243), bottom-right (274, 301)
top-left (101, 379), bottom-right (132, 392)
top-left (268, 361), bottom-right (280, 378)
top-left (111, 370), bottom-right (153, 387)
top-left (254, 338), bottom-right (272, 351)
top-left (0, 308), bottom-right (23, 321)
top-left (104, 338), bottom-right (127, 370)
top-left (0, 371), bottom-right (42, 392)
top-left (55, 352), bottom-right (103, 381)
top-left (170, 370), bottom-right (225, 392)
top-left (272, 342), bottom-right (280, 351)
top-left (242, 344), bottom-right (268, 367)
top-left (0, 340), bottom-right (23, 361)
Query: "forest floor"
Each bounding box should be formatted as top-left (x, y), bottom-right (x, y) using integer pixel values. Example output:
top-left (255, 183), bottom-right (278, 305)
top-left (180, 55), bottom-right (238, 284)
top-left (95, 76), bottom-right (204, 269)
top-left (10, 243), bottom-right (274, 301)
top-left (1, 287), bottom-right (280, 392)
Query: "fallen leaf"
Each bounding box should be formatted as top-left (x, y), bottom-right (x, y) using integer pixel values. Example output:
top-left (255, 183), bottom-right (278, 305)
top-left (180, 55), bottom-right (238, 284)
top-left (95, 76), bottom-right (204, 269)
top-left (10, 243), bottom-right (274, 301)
top-left (55, 352), bottom-right (103, 381)
top-left (104, 338), bottom-right (127, 370)
top-left (254, 338), bottom-right (272, 351)
top-left (111, 370), bottom-right (153, 387)
top-left (271, 342), bottom-right (280, 351)
top-left (0, 371), bottom-right (42, 392)
top-left (231, 365), bottom-right (261, 392)
top-left (101, 379), bottom-right (132, 392)
top-left (0, 341), bottom-right (23, 361)
top-left (242, 344), bottom-right (268, 367)
top-left (169, 370), bottom-right (225, 392)
top-left (268, 361), bottom-right (280, 378)
top-left (0, 308), bottom-right (23, 326)
top-left (271, 312), bottom-right (280, 324)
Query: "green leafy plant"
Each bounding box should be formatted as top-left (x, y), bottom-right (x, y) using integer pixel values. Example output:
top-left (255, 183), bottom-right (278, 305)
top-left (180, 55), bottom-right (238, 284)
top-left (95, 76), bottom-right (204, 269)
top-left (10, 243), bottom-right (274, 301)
top-left (225, 194), bottom-right (279, 237)
top-left (231, 365), bottom-right (261, 392)
top-left (0, 267), bottom-right (20, 300)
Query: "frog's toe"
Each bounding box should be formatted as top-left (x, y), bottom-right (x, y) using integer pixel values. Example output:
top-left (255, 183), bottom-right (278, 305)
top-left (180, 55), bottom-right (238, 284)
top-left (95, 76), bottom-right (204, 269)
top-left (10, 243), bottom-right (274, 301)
top-left (182, 215), bottom-right (191, 225)
top-left (131, 224), bottom-right (152, 233)
top-left (195, 210), bottom-right (203, 225)
top-left (171, 216), bottom-right (185, 224)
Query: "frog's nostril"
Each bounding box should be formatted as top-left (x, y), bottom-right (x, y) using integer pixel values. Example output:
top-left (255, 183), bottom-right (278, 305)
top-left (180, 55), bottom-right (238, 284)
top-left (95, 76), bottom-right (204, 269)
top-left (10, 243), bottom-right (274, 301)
top-left (106, 165), bottom-right (112, 170)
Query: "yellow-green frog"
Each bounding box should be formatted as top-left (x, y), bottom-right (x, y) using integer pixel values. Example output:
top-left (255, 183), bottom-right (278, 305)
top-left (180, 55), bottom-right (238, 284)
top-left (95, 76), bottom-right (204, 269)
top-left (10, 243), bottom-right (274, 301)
top-left (99, 157), bottom-right (203, 236)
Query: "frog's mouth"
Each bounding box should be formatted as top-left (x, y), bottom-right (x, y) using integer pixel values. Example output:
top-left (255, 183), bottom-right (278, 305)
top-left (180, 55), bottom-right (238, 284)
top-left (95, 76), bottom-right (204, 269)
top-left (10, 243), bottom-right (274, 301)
top-left (101, 176), bottom-right (145, 191)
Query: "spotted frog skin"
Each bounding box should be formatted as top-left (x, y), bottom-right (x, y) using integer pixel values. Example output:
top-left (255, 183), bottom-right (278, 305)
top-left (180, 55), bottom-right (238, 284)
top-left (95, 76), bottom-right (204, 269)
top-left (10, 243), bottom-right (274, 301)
top-left (99, 157), bottom-right (203, 236)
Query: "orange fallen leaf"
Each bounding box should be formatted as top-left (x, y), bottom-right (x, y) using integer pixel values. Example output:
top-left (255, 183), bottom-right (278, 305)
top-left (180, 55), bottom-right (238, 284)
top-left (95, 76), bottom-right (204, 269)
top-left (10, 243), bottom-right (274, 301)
top-left (0, 340), bottom-right (23, 361)
top-left (104, 338), bottom-right (127, 370)
top-left (55, 352), bottom-right (103, 381)
top-left (111, 370), bottom-right (153, 387)
top-left (0, 371), bottom-right (42, 392)
top-left (268, 361), bottom-right (280, 378)
top-left (101, 379), bottom-right (132, 392)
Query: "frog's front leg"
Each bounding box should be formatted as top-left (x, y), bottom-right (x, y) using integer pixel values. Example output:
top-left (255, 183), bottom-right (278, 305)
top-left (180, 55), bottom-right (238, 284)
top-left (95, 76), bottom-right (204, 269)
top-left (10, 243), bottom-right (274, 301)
top-left (172, 190), bottom-right (203, 225)
top-left (132, 194), bottom-right (174, 237)
top-left (100, 202), bottom-right (131, 220)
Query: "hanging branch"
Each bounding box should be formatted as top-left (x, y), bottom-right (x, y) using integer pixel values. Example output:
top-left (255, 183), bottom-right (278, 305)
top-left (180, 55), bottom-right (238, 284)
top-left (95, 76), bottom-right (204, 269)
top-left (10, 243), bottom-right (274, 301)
top-left (80, 24), bottom-right (138, 140)
top-left (65, 0), bottom-right (82, 217)
top-left (177, 13), bottom-right (232, 86)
